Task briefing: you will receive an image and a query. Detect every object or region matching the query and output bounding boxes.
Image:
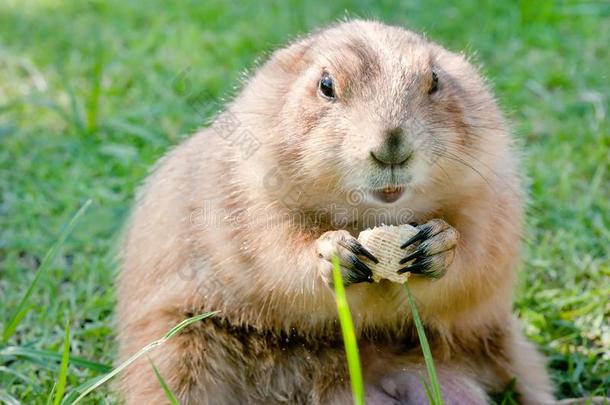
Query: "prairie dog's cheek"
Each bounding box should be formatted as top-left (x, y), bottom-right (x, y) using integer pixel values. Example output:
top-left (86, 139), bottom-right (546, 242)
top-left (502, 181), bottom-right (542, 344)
top-left (342, 112), bottom-right (384, 160)
top-left (298, 125), bottom-right (343, 174)
top-left (292, 103), bottom-right (327, 138)
top-left (342, 131), bottom-right (374, 162)
top-left (407, 154), bottom-right (435, 185)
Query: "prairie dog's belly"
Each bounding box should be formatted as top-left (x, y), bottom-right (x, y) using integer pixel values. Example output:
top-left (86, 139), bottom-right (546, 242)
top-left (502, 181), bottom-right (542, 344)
top-left (186, 317), bottom-right (485, 405)
top-left (190, 316), bottom-right (423, 402)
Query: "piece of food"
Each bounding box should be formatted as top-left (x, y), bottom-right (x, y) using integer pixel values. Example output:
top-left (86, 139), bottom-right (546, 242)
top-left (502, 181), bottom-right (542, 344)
top-left (357, 224), bottom-right (418, 284)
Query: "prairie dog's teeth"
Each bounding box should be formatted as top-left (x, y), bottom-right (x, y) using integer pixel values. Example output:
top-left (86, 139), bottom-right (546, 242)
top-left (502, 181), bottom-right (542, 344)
top-left (357, 224), bottom-right (418, 284)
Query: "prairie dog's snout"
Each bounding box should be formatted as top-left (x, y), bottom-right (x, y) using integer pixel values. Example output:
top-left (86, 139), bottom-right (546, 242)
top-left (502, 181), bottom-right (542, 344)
top-left (369, 127), bottom-right (413, 167)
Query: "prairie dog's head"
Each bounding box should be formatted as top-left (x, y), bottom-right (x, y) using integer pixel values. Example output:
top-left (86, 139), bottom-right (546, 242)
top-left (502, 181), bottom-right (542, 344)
top-left (238, 20), bottom-right (509, 209)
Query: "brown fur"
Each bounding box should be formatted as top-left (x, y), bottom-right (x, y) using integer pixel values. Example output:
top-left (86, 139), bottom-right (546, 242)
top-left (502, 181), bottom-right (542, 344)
top-left (117, 20), bottom-right (554, 404)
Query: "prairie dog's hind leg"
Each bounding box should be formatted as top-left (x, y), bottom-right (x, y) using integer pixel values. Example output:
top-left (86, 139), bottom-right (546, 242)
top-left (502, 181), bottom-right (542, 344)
top-left (325, 385), bottom-right (402, 405)
top-left (502, 318), bottom-right (555, 405)
top-left (327, 365), bottom-right (488, 405)
top-left (378, 367), bottom-right (488, 405)
top-left (117, 306), bottom-right (245, 405)
top-left (117, 310), bottom-right (207, 405)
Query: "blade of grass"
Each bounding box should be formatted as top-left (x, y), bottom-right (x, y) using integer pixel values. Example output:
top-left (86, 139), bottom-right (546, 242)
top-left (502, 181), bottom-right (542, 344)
top-left (149, 358), bottom-right (180, 405)
top-left (331, 255), bottom-right (365, 405)
top-left (0, 366), bottom-right (35, 386)
top-left (421, 378), bottom-right (434, 403)
top-left (403, 283), bottom-right (443, 405)
top-left (0, 345), bottom-right (111, 373)
top-left (21, 96), bottom-right (75, 127)
top-left (2, 199), bottom-right (92, 343)
top-left (0, 389), bottom-right (21, 405)
top-left (59, 375), bottom-right (105, 405)
top-left (46, 383), bottom-right (57, 405)
top-left (53, 322), bottom-right (71, 405)
top-left (67, 311), bottom-right (218, 405)
top-left (86, 38), bottom-right (104, 133)
top-left (57, 62), bottom-right (86, 135)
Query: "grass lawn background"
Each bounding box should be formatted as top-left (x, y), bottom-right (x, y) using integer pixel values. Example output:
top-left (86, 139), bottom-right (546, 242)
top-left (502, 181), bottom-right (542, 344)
top-left (0, 0), bottom-right (608, 403)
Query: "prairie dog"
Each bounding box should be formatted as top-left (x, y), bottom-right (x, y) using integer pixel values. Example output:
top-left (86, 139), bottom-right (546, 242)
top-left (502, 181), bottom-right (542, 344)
top-left (117, 20), bottom-right (554, 404)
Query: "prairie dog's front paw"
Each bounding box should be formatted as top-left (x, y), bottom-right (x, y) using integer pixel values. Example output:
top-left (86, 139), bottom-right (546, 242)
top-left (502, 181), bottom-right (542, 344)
top-left (315, 230), bottom-right (379, 287)
top-left (398, 219), bottom-right (458, 278)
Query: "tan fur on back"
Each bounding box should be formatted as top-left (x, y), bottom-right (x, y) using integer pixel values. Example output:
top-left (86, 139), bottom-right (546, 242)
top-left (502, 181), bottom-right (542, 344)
top-left (117, 20), bottom-right (554, 404)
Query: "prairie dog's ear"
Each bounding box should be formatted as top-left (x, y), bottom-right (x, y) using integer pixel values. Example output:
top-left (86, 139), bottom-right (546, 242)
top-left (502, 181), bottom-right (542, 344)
top-left (265, 37), bottom-right (313, 76)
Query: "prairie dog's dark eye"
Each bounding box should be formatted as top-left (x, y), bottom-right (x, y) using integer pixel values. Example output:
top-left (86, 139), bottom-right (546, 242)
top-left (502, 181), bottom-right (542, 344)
top-left (318, 72), bottom-right (335, 100)
top-left (428, 70), bottom-right (439, 94)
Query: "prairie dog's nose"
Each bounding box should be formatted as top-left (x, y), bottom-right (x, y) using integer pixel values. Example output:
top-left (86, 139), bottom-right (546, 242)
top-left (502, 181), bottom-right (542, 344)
top-left (370, 128), bottom-right (412, 166)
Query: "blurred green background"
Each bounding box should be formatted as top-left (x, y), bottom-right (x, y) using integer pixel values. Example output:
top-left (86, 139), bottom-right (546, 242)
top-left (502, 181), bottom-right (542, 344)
top-left (0, 0), bottom-right (608, 403)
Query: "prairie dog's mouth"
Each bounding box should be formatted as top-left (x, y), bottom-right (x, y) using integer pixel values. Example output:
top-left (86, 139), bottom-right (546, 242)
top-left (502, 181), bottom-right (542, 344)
top-left (370, 186), bottom-right (406, 203)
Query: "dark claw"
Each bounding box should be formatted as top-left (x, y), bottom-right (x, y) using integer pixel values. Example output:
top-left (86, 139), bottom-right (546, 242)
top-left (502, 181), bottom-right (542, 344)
top-left (348, 256), bottom-right (374, 280)
top-left (331, 262), bottom-right (372, 288)
top-left (344, 273), bottom-right (373, 285)
top-left (343, 271), bottom-right (372, 285)
top-left (399, 248), bottom-right (425, 265)
top-left (341, 239), bottom-right (379, 264)
top-left (397, 258), bottom-right (431, 275)
top-left (400, 228), bottom-right (427, 249)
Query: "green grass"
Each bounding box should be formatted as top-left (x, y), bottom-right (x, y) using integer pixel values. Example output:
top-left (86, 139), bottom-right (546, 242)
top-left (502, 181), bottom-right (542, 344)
top-left (3, 200), bottom-right (91, 343)
top-left (332, 256), bottom-right (365, 405)
top-left (0, 0), bottom-right (608, 403)
top-left (404, 284), bottom-right (443, 405)
top-left (149, 359), bottom-right (180, 405)
top-left (51, 322), bottom-right (70, 405)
